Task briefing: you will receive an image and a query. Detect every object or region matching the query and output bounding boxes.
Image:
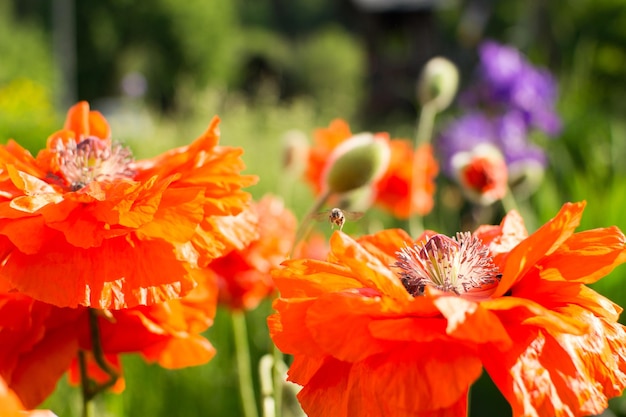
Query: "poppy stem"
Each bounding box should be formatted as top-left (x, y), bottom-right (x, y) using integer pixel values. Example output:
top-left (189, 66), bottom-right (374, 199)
top-left (88, 309), bottom-right (119, 389)
top-left (409, 101), bottom-right (438, 236)
top-left (501, 186), bottom-right (520, 213)
top-left (78, 350), bottom-right (94, 417)
top-left (271, 342), bottom-right (284, 417)
top-left (290, 189), bottom-right (332, 257)
top-left (232, 310), bottom-right (260, 417)
top-left (259, 354), bottom-right (276, 417)
top-left (78, 308), bottom-right (120, 417)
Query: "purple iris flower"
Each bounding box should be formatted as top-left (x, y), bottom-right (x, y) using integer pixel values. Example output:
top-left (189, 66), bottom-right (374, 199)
top-left (464, 40), bottom-right (562, 137)
top-left (437, 112), bottom-right (547, 178)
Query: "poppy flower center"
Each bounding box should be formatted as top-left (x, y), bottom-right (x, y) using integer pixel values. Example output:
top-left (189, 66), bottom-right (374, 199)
top-left (395, 232), bottom-right (501, 297)
top-left (53, 136), bottom-right (136, 190)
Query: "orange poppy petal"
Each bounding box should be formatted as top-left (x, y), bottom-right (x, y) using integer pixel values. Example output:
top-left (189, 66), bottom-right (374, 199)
top-left (272, 259), bottom-right (364, 298)
top-left (305, 119), bottom-right (353, 194)
top-left (62, 101), bottom-right (110, 140)
top-left (431, 294), bottom-right (512, 348)
top-left (474, 209), bottom-right (528, 259)
top-left (212, 195), bottom-right (296, 310)
top-left (0, 295), bottom-right (81, 409)
top-left (0, 141), bottom-right (46, 180)
top-left (357, 228), bottom-right (414, 265)
top-left (347, 343), bottom-right (480, 416)
top-left (269, 299), bottom-right (322, 357)
top-left (0, 377), bottom-right (59, 417)
top-left (286, 354), bottom-right (327, 387)
top-left (67, 353), bottom-right (125, 394)
top-left (481, 293), bottom-right (589, 336)
top-left (194, 203), bottom-right (259, 266)
top-left (539, 226), bottom-right (626, 284)
top-left (330, 231), bottom-right (410, 300)
top-left (63, 101), bottom-right (91, 137)
top-left (374, 141), bottom-right (439, 218)
top-left (495, 202), bottom-right (585, 297)
top-left (87, 109), bottom-right (111, 139)
top-left (295, 357), bottom-right (352, 416)
top-left (305, 292), bottom-right (400, 361)
top-left (2, 236), bottom-right (197, 309)
top-left (140, 334), bottom-right (216, 368)
top-left (509, 271), bottom-right (623, 322)
top-left (484, 314), bottom-right (626, 417)
top-left (0, 377), bottom-right (27, 415)
top-left (77, 272), bottom-right (218, 370)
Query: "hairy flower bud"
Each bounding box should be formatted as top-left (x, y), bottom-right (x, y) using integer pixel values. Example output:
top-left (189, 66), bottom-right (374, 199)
top-left (418, 57), bottom-right (459, 112)
top-left (323, 133), bottom-right (391, 194)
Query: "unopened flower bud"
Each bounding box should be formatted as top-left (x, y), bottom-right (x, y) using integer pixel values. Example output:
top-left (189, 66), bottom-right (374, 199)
top-left (323, 133), bottom-right (391, 194)
top-left (451, 144), bottom-right (508, 205)
top-left (418, 57), bottom-right (459, 112)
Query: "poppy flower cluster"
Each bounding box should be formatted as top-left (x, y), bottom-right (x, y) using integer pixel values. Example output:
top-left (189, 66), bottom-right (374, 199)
top-left (269, 202), bottom-right (626, 416)
top-left (305, 119), bottom-right (438, 218)
top-left (0, 101), bottom-right (258, 408)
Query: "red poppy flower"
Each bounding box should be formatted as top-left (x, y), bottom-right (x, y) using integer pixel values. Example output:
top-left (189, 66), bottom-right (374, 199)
top-left (269, 202), bottom-right (626, 417)
top-left (304, 119), bottom-right (438, 218)
top-left (451, 144), bottom-right (508, 205)
top-left (305, 119), bottom-right (354, 195)
top-left (375, 141), bottom-right (438, 218)
top-left (211, 195), bottom-right (297, 310)
top-left (0, 101), bottom-right (256, 309)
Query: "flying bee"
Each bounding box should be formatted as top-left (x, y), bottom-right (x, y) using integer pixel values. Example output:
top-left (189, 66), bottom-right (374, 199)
top-left (311, 208), bottom-right (364, 231)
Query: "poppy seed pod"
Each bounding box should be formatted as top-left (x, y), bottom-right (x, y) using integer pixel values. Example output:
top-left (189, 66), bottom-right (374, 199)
top-left (418, 56), bottom-right (459, 112)
top-left (322, 132), bottom-right (391, 194)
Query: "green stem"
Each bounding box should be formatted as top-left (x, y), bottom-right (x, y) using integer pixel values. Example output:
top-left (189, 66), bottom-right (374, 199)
top-left (272, 343), bottom-right (284, 417)
top-left (79, 309), bottom-right (120, 417)
top-left (501, 186), bottom-right (520, 214)
top-left (289, 189), bottom-right (332, 257)
top-left (78, 350), bottom-right (92, 417)
top-left (409, 101), bottom-right (438, 236)
top-left (258, 354), bottom-right (275, 417)
top-left (232, 310), bottom-right (260, 417)
top-left (88, 309), bottom-right (117, 383)
top-left (415, 101), bottom-right (438, 147)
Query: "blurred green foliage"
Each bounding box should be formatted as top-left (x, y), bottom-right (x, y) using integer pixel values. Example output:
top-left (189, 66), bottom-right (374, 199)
top-left (4, 0), bottom-right (626, 416)
top-left (0, 2), bottom-right (60, 150)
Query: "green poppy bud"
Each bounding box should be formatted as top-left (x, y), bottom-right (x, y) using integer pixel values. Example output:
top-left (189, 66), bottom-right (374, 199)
top-left (417, 57), bottom-right (459, 112)
top-left (323, 133), bottom-right (391, 194)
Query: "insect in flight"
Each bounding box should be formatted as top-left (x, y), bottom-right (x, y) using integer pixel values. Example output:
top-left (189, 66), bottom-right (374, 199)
top-left (311, 208), bottom-right (364, 231)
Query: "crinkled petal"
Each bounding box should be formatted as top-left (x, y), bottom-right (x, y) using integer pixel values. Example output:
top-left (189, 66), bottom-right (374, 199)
top-left (495, 202), bottom-right (585, 297)
top-left (330, 231), bottom-right (410, 300)
top-left (1, 235), bottom-right (197, 309)
top-left (483, 312), bottom-right (626, 417)
top-left (347, 344), bottom-right (480, 416)
top-left (0, 294), bottom-right (82, 409)
top-left (539, 227), bottom-right (626, 284)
